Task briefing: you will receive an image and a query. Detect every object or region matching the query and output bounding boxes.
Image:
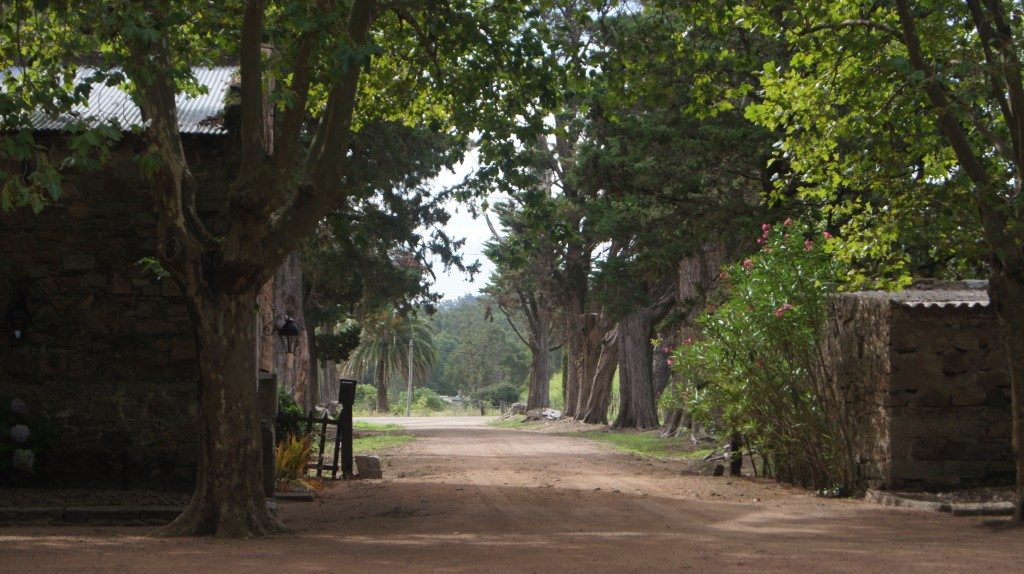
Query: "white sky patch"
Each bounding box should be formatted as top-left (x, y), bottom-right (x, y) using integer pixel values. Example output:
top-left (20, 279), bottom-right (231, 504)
top-left (425, 149), bottom-right (494, 301)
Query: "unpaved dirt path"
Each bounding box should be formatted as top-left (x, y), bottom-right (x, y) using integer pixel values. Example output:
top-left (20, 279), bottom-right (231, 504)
top-left (2, 416), bottom-right (1023, 573)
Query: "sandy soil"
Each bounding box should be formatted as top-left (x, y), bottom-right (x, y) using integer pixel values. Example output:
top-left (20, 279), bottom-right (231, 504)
top-left (2, 416), bottom-right (1023, 573)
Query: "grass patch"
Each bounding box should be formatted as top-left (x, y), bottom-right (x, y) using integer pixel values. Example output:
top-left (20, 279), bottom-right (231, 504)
top-left (353, 421), bottom-right (404, 431)
top-left (570, 430), bottom-right (712, 461)
top-left (353, 432), bottom-right (414, 454)
top-left (351, 422), bottom-right (414, 454)
top-left (487, 416), bottom-right (542, 430)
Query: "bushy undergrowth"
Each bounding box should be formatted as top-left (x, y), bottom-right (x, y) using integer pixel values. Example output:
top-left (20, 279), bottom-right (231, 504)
top-left (275, 433), bottom-right (313, 481)
top-left (664, 220), bottom-right (855, 491)
top-left (393, 387), bottom-right (446, 415)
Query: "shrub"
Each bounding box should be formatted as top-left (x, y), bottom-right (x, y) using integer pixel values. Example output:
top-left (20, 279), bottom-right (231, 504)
top-left (665, 220), bottom-right (855, 491)
top-left (275, 387), bottom-right (305, 442)
top-left (393, 387), bottom-right (447, 414)
top-left (479, 381), bottom-right (523, 407)
top-left (354, 383), bottom-right (377, 414)
top-left (275, 433), bottom-right (313, 481)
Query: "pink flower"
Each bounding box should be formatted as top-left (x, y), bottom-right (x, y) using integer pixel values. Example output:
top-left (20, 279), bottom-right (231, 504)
top-left (773, 303), bottom-right (795, 318)
top-left (783, 218), bottom-right (793, 227)
top-left (719, 271), bottom-right (730, 280)
top-left (804, 239), bottom-right (814, 251)
top-left (761, 223), bottom-right (772, 234)
top-left (683, 336), bottom-right (694, 345)
top-left (667, 358), bottom-right (675, 366)
top-left (756, 237), bottom-right (766, 245)
top-left (742, 259), bottom-right (754, 270)
top-left (823, 231), bottom-right (833, 240)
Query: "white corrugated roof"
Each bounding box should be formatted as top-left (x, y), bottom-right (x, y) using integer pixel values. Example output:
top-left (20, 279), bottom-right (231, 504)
top-left (18, 66), bottom-right (236, 135)
top-left (839, 280), bottom-right (991, 309)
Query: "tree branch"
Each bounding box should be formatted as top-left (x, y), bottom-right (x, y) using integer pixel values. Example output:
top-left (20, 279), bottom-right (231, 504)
top-left (258, 0), bottom-right (378, 276)
top-left (240, 0), bottom-right (268, 169)
top-left (894, 0), bottom-right (1014, 257)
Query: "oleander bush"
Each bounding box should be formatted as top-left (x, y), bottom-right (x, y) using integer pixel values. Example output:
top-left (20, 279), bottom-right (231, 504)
top-left (663, 220), bottom-right (856, 492)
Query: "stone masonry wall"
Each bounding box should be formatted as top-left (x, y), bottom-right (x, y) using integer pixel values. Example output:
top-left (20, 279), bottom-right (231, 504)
top-left (824, 293), bottom-right (893, 489)
top-left (0, 133), bottom-right (236, 490)
top-left (886, 304), bottom-right (1012, 488)
top-left (826, 287), bottom-right (1013, 491)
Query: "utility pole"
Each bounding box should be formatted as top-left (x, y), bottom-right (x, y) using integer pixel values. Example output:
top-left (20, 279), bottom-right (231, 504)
top-left (406, 336), bottom-right (414, 417)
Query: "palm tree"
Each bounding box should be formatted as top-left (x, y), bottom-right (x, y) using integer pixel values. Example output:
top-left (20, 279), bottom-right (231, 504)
top-left (342, 308), bottom-right (437, 412)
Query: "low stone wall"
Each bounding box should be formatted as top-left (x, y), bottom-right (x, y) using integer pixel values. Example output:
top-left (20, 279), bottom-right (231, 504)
top-left (825, 285), bottom-right (1013, 490)
top-left (0, 134), bottom-right (235, 490)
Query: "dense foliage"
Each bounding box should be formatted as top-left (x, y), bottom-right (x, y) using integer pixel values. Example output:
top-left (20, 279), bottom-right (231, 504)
top-left (666, 221), bottom-right (853, 491)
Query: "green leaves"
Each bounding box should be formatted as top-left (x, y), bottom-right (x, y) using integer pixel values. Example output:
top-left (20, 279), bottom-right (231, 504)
top-left (669, 220), bottom-right (846, 489)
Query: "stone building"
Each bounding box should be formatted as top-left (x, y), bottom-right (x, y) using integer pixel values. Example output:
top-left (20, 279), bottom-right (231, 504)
top-left (824, 281), bottom-right (1013, 490)
top-left (0, 68), bottom-right (240, 489)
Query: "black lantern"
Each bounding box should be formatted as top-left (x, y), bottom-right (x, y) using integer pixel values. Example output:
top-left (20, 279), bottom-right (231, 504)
top-left (278, 316), bottom-right (300, 368)
top-left (7, 295), bottom-right (29, 343)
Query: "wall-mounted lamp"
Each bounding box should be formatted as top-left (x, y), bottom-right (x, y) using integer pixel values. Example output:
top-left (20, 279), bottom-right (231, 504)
top-left (278, 315), bottom-right (300, 369)
top-left (6, 295), bottom-right (29, 343)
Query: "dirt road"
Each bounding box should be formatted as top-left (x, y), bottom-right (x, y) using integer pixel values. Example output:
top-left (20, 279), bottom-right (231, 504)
top-left (2, 416), bottom-right (1022, 573)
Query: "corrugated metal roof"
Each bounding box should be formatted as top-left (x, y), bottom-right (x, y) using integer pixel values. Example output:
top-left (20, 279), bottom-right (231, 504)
top-left (839, 281), bottom-right (991, 309)
top-left (896, 300), bottom-right (990, 309)
top-left (21, 66), bottom-right (236, 135)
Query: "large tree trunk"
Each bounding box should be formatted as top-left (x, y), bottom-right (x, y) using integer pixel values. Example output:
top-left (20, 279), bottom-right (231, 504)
top-left (161, 290), bottom-right (285, 537)
top-left (563, 311), bottom-right (584, 418)
top-left (988, 270), bottom-right (1024, 520)
top-left (257, 252), bottom-right (312, 411)
top-left (306, 319), bottom-right (321, 407)
top-left (612, 310), bottom-right (660, 429)
top-left (652, 333), bottom-right (672, 399)
top-left (561, 244), bottom-right (591, 419)
top-left (374, 356), bottom-right (389, 412)
top-left (526, 326), bottom-right (552, 410)
top-left (579, 325), bottom-right (619, 424)
top-left (574, 313), bottom-right (605, 416)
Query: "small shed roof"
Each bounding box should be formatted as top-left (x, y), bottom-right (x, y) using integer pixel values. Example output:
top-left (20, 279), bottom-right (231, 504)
top-left (21, 66), bottom-right (236, 135)
top-left (842, 280), bottom-right (990, 309)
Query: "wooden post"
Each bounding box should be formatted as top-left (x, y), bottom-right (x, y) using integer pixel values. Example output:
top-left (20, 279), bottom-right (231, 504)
top-left (257, 373), bottom-right (278, 497)
top-left (339, 379), bottom-right (357, 478)
top-left (316, 411), bottom-right (329, 478)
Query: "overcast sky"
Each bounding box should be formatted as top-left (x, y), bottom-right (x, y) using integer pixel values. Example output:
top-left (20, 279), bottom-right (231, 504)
top-left (426, 151), bottom-right (494, 301)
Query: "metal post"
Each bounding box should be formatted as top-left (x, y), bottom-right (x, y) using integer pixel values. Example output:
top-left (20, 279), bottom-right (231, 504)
top-left (339, 378), bottom-right (357, 478)
top-left (406, 336), bottom-right (414, 417)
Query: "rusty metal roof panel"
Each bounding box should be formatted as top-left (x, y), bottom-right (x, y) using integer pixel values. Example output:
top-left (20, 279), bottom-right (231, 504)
top-left (21, 66), bottom-right (236, 135)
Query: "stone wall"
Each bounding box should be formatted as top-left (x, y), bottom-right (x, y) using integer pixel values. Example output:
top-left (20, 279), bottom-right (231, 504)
top-left (823, 293), bottom-right (893, 489)
top-left (887, 303), bottom-right (1012, 488)
top-left (0, 133), bottom-right (236, 490)
top-left (825, 284), bottom-right (1013, 490)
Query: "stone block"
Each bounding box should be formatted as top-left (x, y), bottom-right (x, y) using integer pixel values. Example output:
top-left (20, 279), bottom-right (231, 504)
top-left (940, 351), bottom-right (971, 376)
top-left (949, 384), bottom-right (988, 407)
top-left (916, 390), bottom-right (949, 408)
top-left (170, 339), bottom-right (196, 361)
top-left (355, 455), bottom-right (383, 479)
top-left (110, 274), bottom-right (133, 295)
top-left (62, 253), bottom-right (96, 271)
top-left (160, 281), bottom-right (182, 297)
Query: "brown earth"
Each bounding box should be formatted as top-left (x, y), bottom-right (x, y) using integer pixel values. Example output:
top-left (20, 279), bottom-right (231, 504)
top-left (2, 416), bottom-right (1023, 573)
